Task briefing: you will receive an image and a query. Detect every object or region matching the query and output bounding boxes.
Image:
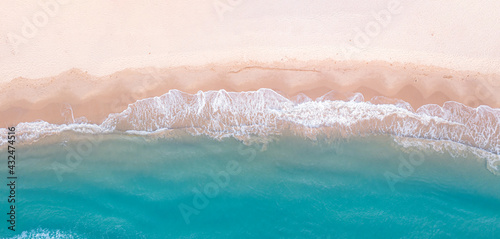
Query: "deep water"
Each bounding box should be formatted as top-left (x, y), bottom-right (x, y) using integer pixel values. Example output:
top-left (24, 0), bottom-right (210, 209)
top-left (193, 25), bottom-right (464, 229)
top-left (1, 135), bottom-right (499, 238)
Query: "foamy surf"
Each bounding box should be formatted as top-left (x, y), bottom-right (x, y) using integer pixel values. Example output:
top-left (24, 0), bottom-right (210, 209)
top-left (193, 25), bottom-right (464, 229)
top-left (1, 88), bottom-right (499, 172)
top-left (5, 228), bottom-right (81, 239)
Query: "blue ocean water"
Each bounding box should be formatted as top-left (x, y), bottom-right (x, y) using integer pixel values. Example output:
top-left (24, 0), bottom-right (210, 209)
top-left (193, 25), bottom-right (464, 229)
top-left (1, 134), bottom-right (499, 238)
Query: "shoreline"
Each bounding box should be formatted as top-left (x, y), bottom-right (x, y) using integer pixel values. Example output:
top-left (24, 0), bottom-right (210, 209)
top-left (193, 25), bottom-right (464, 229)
top-left (2, 125), bottom-right (499, 175)
top-left (1, 60), bottom-right (499, 127)
top-left (0, 82), bottom-right (498, 173)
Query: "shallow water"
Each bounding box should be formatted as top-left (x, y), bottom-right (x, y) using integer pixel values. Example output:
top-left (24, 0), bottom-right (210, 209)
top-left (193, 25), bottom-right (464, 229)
top-left (1, 134), bottom-right (499, 238)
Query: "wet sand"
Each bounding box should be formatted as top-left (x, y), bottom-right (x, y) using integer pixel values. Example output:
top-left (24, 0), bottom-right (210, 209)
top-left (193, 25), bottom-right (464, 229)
top-left (1, 60), bottom-right (499, 127)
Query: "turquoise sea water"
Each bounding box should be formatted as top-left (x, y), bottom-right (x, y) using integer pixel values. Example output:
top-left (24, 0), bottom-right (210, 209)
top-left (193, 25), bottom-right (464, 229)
top-left (1, 134), bottom-right (499, 238)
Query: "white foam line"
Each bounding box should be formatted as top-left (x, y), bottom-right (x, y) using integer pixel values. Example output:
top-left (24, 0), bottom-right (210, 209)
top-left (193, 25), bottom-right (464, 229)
top-left (1, 88), bottom-right (499, 172)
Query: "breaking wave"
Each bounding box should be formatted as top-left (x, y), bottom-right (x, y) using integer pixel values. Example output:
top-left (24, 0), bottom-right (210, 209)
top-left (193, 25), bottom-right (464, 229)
top-left (5, 228), bottom-right (82, 239)
top-left (1, 88), bottom-right (499, 172)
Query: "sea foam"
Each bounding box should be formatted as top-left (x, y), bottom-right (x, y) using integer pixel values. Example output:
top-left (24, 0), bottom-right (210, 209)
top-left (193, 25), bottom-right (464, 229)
top-left (1, 89), bottom-right (499, 172)
top-left (6, 228), bottom-right (81, 239)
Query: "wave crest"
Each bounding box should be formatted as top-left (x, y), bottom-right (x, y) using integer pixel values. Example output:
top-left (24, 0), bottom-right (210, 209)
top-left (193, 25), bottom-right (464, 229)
top-left (1, 88), bottom-right (499, 171)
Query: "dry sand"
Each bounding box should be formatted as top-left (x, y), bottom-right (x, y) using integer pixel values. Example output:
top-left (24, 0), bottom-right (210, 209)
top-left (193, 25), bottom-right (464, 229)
top-left (1, 60), bottom-right (498, 127)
